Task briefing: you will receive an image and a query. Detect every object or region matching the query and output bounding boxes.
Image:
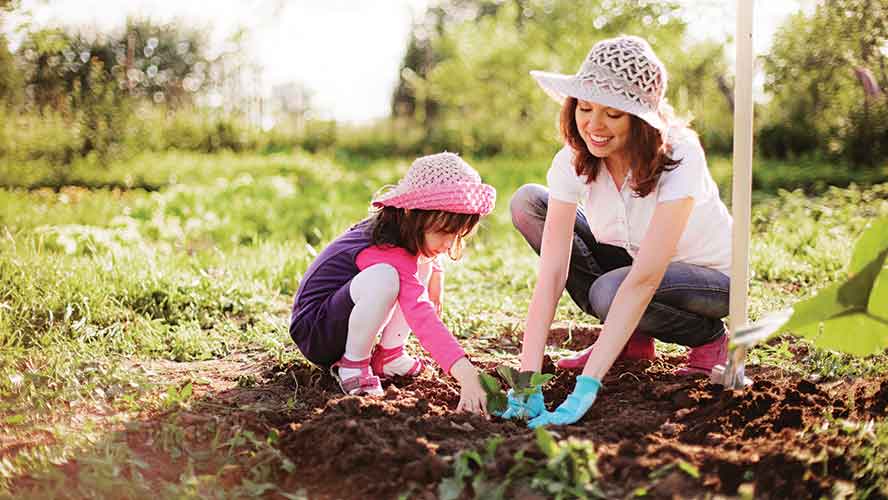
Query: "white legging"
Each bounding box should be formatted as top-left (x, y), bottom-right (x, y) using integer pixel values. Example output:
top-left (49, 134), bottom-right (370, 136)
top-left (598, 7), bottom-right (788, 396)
top-left (343, 259), bottom-right (433, 361)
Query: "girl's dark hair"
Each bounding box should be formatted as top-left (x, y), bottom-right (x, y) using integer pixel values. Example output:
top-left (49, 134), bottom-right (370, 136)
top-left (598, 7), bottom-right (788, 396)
top-left (559, 97), bottom-right (681, 197)
top-left (370, 206), bottom-right (481, 259)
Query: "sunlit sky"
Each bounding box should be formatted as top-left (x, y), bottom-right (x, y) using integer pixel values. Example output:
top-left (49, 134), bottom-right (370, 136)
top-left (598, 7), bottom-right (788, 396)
top-left (4, 0), bottom-right (814, 122)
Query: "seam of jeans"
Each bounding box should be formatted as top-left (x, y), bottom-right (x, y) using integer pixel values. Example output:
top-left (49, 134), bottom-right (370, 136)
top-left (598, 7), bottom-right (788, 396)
top-left (655, 284), bottom-right (730, 295)
top-left (646, 300), bottom-right (705, 321)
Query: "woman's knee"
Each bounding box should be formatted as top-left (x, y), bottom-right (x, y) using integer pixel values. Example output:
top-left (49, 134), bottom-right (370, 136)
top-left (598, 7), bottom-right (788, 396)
top-left (510, 183), bottom-right (547, 227)
top-left (350, 263), bottom-right (400, 304)
top-left (587, 268), bottom-right (629, 319)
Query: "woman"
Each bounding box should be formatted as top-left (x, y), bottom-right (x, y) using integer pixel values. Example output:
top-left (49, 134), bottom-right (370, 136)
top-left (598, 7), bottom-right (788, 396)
top-left (505, 35), bottom-right (732, 427)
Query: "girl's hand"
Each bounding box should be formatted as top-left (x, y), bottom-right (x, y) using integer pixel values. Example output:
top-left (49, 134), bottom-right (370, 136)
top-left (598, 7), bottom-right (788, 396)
top-left (450, 357), bottom-right (487, 414)
top-left (428, 270), bottom-right (444, 316)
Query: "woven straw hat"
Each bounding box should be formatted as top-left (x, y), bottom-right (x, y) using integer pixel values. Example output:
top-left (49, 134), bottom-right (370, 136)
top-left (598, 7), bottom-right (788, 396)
top-left (531, 35), bottom-right (667, 130)
top-left (372, 152), bottom-right (496, 216)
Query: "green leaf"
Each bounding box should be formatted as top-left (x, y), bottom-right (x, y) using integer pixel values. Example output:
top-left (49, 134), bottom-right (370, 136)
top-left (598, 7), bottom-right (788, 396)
top-left (530, 372), bottom-right (554, 387)
top-left (463, 450), bottom-right (483, 468)
top-left (3, 414), bottom-right (25, 425)
top-left (478, 372), bottom-right (502, 395)
top-left (496, 365), bottom-right (518, 389)
top-left (488, 393), bottom-right (508, 416)
top-left (781, 253), bottom-right (886, 333)
top-left (484, 435), bottom-right (503, 457)
top-left (179, 382), bottom-right (193, 401)
top-left (535, 426), bottom-right (558, 459)
top-left (776, 219), bottom-right (888, 354)
top-left (849, 218), bottom-right (888, 276)
top-left (677, 460), bottom-right (700, 479)
top-left (793, 312), bottom-right (888, 356)
top-left (648, 463), bottom-right (674, 479)
top-left (868, 262), bottom-right (888, 321)
top-left (515, 370), bottom-right (534, 390)
top-left (451, 450), bottom-right (479, 481)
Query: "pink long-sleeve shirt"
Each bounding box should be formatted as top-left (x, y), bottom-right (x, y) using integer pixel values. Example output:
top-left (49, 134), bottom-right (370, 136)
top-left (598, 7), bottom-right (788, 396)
top-left (356, 245), bottom-right (466, 373)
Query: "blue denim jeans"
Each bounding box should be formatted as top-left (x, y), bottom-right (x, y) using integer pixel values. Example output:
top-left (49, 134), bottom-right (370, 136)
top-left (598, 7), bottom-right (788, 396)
top-left (510, 183), bottom-right (729, 348)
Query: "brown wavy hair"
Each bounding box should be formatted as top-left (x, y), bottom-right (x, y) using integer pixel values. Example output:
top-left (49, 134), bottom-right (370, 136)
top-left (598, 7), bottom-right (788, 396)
top-left (560, 97), bottom-right (681, 198)
top-left (370, 206), bottom-right (480, 259)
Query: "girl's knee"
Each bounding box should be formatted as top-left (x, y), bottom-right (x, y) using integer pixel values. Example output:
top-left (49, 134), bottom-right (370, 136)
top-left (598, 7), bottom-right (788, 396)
top-left (351, 263), bottom-right (400, 303)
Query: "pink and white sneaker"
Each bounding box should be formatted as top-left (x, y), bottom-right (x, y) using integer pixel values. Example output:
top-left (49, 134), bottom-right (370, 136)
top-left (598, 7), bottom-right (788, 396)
top-left (370, 344), bottom-right (425, 379)
top-left (675, 333), bottom-right (728, 376)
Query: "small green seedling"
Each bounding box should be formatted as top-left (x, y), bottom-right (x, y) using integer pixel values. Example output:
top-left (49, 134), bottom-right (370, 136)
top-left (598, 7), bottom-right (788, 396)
top-left (478, 366), bottom-right (554, 417)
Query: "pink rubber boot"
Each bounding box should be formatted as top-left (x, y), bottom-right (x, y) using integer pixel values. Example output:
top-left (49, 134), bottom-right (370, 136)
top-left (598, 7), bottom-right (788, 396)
top-left (675, 333), bottom-right (728, 376)
top-left (556, 332), bottom-right (656, 370)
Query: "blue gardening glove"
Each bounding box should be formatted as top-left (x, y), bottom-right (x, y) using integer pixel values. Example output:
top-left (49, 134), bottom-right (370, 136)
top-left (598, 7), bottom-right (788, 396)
top-left (498, 387), bottom-right (545, 420)
top-left (528, 375), bottom-right (602, 428)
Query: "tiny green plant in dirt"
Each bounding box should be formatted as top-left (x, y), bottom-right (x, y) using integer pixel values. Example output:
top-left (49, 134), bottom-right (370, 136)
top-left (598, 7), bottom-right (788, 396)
top-left (479, 366), bottom-right (554, 416)
top-left (437, 428), bottom-right (604, 500)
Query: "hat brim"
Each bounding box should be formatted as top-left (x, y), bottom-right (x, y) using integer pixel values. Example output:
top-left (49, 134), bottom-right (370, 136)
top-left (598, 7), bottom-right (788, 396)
top-left (530, 70), bottom-right (665, 130)
top-left (372, 183), bottom-right (496, 216)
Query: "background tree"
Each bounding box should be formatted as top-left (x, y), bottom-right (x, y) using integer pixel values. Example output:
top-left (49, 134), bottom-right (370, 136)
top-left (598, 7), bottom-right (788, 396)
top-left (0, 0), bottom-right (21, 106)
top-left (391, 0), bottom-right (735, 157)
top-left (18, 17), bottom-right (219, 113)
top-left (761, 0), bottom-right (888, 165)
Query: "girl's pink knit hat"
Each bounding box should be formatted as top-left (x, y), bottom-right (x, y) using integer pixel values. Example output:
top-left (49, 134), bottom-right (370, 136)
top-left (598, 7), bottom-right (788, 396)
top-left (372, 152), bottom-right (496, 216)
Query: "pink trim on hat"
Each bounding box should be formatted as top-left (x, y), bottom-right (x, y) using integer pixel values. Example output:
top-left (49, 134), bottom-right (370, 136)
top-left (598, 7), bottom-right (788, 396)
top-left (372, 182), bottom-right (496, 216)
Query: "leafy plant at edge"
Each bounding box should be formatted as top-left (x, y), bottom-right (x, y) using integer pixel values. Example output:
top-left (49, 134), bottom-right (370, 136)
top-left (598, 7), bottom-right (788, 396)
top-left (753, 218), bottom-right (888, 356)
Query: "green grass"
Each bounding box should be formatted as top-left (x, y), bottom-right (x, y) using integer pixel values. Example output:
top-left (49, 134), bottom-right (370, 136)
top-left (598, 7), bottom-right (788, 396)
top-left (1, 149), bottom-right (887, 497)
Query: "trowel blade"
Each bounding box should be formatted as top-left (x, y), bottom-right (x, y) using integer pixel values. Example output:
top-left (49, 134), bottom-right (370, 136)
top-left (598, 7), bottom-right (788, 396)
top-left (730, 308), bottom-right (794, 349)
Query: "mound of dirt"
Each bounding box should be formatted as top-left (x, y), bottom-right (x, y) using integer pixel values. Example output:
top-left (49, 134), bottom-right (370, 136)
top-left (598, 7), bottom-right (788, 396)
top-left (272, 343), bottom-right (888, 499)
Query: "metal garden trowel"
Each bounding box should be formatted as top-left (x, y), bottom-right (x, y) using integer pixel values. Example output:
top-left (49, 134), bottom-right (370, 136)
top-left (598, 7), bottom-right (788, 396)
top-left (709, 309), bottom-right (793, 389)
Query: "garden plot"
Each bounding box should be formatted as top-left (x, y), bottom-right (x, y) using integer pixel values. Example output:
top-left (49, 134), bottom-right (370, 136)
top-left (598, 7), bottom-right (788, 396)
top-left (272, 327), bottom-right (888, 499)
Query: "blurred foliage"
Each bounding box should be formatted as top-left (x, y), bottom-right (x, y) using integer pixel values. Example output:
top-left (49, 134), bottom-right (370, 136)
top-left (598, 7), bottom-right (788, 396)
top-left (0, 104), bottom-right (293, 180)
top-left (762, 0), bottom-right (888, 165)
top-left (0, 16), bottom-right (250, 164)
top-left (0, 0), bottom-right (887, 169)
top-left (390, 0), bottom-right (734, 157)
top-left (18, 18), bottom-right (217, 110)
top-left (0, 33), bottom-right (18, 104)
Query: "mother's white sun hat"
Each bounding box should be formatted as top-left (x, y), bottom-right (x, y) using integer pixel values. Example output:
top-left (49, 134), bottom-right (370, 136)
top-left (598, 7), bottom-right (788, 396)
top-left (531, 35), bottom-right (668, 131)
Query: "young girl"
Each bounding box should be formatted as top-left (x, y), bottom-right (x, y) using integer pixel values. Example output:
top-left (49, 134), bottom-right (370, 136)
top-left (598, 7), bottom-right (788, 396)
top-left (289, 152), bottom-right (495, 414)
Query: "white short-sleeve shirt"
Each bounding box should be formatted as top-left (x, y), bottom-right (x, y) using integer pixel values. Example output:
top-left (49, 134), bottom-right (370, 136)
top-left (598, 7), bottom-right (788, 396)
top-left (546, 129), bottom-right (732, 275)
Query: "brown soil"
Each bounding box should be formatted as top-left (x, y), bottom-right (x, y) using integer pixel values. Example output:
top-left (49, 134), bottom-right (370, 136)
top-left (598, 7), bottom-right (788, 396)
top-left (268, 327), bottom-right (888, 499)
top-left (8, 330), bottom-right (887, 499)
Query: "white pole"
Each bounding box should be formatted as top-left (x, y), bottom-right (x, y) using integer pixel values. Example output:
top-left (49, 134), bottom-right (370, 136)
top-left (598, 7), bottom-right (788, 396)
top-left (730, 0), bottom-right (755, 333)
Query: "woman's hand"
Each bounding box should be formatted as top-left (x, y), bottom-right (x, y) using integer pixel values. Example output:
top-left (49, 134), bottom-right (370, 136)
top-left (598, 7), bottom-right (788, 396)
top-left (428, 270), bottom-right (444, 316)
top-left (450, 357), bottom-right (487, 414)
top-left (528, 375), bottom-right (601, 428)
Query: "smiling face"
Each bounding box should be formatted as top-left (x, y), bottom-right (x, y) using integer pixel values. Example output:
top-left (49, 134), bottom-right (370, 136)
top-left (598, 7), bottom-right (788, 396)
top-left (573, 99), bottom-right (632, 162)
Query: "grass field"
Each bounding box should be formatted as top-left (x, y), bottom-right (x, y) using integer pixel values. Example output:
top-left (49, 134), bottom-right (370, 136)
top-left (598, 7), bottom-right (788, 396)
top-left (1, 150), bottom-right (888, 498)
